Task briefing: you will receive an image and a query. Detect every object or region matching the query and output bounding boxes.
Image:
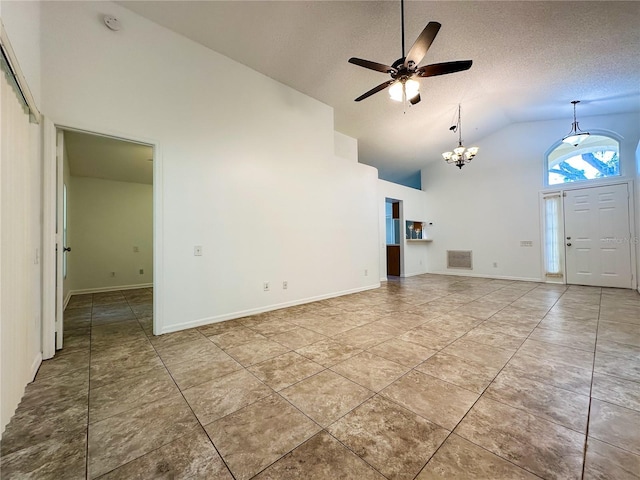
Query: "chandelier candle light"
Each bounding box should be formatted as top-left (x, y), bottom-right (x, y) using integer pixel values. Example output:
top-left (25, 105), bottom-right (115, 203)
top-left (442, 104), bottom-right (479, 169)
top-left (562, 100), bottom-right (590, 147)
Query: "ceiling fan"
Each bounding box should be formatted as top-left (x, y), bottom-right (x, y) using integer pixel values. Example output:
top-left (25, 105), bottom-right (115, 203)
top-left (348, 0), bottom-right (472, 105)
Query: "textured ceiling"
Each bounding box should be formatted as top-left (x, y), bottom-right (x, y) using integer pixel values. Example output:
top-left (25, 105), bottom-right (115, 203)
top-left (118, 1), bottom-right (640, 185)
top-left (64, 130), bottom-right (153, 185)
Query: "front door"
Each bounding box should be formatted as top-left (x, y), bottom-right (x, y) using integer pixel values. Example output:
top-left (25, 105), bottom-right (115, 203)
top-left (564, 183), bottom-right (632, 288)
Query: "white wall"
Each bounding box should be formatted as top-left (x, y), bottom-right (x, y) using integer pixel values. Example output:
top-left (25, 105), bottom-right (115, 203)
top-left (378, 180), bottom-right (430, 280)
top-left (0, 1), bottom-right (42, 436)
top-left (68, 176), bottom-right (153, 292)
top-left (421, 112), bottom-right (640, 283)
top-left (40, 1), bottom-right (380, 334)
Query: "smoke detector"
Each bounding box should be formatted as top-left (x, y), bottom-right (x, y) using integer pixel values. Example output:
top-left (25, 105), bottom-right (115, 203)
top-left (103, 15), bottom-right (121, 31)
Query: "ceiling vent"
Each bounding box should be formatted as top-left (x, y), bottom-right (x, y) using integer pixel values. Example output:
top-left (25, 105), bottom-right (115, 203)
top-left (447, 250), bottom-right (473, 269)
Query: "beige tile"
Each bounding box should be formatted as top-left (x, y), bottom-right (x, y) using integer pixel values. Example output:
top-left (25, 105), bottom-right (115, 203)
top-left (88, 392), bottom-right (199, 478)
top-left (441, 338), bottom-right (515, 370)
top-left (98, 427), bottom-right (233, 479)
top-left (249, 318), bottom-right (298, 337)
top-left (528, 326), bottom-right (596, 352)
top-left (328, 395), bottom-right (448, 480)
top-left (331, 323), bottom-right (396, 349)
top-left (330, 351), bottom-right (409, 392)
top-left (207, 326), bottom-right (267, 349)
top-left (196, 318), bottom-right (245, 337)
top-left (205, 394), bottom-right (321, 480)
top-left (0, 392), bottom-right (88, 457)
top-left (253, 431), bottom-right (386, 480)
top-left (21, 367), bottom-right (89, 410)
top-left (518, 338), bottom-right (595, 370)
top-left (381, 370), bottom-right (478, 430)
top-left (454, 397), bottom-right (585, 480)
top-left (598, 320), bottom-right (640, 346)
top-left (398, 325), bottom-right (463, 350)
top-left (485, 371), bottom-right (590, 432)
top-left (35, 351), bottom-right (89, 381)
top-left (589, 399), bottom-right (640, 455)
top-left (0, 429), bottom-right (86, 480)
top-left (583, 437), bottom-right (640, 480)
top-left (182, 369), bottom-right (273, 425)
top-left (89, 367), bottom-right (178, 423)
top-left (591, 372), bottom-right (640, 412)
top-left (595, 351), bottom-right (640, 383)
top-left (280, 370), bottom-right (372, 427)
top-left (461, 329), bottom-right (525, 350)
top-left (225, 337), bottom-right (291, 366)
top-left (248, 351), bottom-right (324, 391)
top-left (166, 350), bottom-right (242, 390)
top-left (270, 326), bottom-right (326, 349)
top-left (417, 434), bottom-right (539, 479)
top-left (148, 328), bottom-right (205, 349)
top-left (90, 351), bottom-right (164, 390)
top-left (155, 337), bottom-right (221, 367)
top-left (502, 353), bottom-right (593, 396)
top-left (368, 338), bottom-right (437, 368)
top-left (296, 338), bottom-right (362, 367)
top-left (416, 352), bottom-right (499, 394)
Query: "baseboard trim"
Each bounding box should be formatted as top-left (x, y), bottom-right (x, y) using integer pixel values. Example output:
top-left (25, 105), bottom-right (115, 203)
top-left (63, 291), bottom-right (72, 310)
top-left (400, 271), bottom-right (429, 278)
top-left (427, 271), bottom-right (543, 282)
top-left (69, 283), bottom-right (153, 296)
top-left (30, 352), bottom-right (42, 382)
top-left (380, 277), bottom-right (388, 282)
top-left (159, 283), bottom-right (381, 334)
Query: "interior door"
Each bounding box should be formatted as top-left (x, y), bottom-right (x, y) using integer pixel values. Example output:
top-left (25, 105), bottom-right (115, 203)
top-left (55, 130), bottom-right (65, 349)
top-left (564, 183), bottom-right (632, 288)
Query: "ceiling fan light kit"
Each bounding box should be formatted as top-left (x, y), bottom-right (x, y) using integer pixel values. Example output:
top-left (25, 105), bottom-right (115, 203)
top-left (562, 100), bottom-right (590, 146)
top-left (348, 0), bottom-right (472, 106)
top-left (442, 104), bottom-right (479, 169)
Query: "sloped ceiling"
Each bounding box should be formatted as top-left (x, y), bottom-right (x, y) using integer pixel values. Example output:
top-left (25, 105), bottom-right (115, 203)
top-left (118, 1), bottom-right (640, 185)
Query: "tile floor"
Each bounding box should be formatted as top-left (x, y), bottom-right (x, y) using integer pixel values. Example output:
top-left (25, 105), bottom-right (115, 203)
top-left (1, 275), bottom-right (639, 479)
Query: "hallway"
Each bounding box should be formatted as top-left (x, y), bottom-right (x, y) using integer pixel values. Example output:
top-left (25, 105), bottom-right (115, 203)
top-left (0, 276), bottom-right (639, 479)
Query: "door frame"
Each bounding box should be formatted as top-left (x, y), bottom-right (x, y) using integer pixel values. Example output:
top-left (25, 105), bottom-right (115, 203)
top-left (539, 179), bottom-right (637, 289)
top-left (42, 118), bottom-right (163, 359)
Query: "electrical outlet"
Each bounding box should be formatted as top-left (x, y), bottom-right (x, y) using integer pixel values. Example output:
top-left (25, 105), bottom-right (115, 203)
top-left (283, 281), bottom-right (288, 290)
top-left (263, 282), bottom-right (270, 292)
top-left (133, 246), bottom-right (139, 253)
top-left (492, 262), bottom-right (498, 268)
top-left (110, 271), bottom-right (116, 277)
top-left (194, 246), bottom-right (203, 256)
top-left (139, 269), bottom-right (144, 275)
top-left (364, 269), bottom-right (368, 276)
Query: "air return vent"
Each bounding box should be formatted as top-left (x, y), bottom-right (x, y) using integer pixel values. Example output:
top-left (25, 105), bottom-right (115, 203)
top-left (447, 250), bottom-right (473, 269)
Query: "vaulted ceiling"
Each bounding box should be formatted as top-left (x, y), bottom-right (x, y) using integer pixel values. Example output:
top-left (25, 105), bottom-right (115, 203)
top-left (118, 1), bottom-right (640, 185)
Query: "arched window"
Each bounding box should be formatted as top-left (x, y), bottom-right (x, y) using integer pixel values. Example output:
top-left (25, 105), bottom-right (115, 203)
top-left (546, 135), bottom-right (620, 186)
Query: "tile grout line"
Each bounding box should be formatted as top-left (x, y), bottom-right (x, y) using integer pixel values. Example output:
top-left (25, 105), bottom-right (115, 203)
top-left (410, 281), bottom-right (566, 480)
top-left (580, 287), bottom-right (603, 480)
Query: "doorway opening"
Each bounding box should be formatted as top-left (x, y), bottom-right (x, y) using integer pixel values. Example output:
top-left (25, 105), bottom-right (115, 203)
top-left (385, 198), bottom-right (402, 277)
top-left (53, 127), bottom-right (155, 352)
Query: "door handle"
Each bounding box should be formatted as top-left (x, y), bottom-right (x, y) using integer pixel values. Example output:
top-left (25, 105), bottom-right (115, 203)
top-left (63, 246), bottom-right (71, 252)
top-left (566, 243), bottom-right (572, 247)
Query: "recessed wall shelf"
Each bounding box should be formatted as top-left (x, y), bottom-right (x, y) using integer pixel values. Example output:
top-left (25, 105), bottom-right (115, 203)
top-left (405, 220), bottom-right (429, 240)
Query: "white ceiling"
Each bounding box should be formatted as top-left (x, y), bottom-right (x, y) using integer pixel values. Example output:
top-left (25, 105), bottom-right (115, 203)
top-left (64, 130), bottom-right (153, 185)
top-left (118, 1), bottom-right (640, 185)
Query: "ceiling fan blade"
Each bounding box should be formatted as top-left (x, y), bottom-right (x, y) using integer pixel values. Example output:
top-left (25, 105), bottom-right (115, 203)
top-left (409, 93), bottom-right (421, 105)
top-left (416, 60), bottom-right (473, 77)
top-left (348, 57), bottom-right (397, 74)
top-left (404, 22), bottom-right (441, 68)
top-left (354, 80), bottom-right (396, 102)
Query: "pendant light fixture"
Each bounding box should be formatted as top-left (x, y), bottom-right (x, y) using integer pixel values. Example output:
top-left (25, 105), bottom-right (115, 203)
top-left (442, 104), bottom-right (478, 169)
top-left (562, 100), bottom-right (590, 146)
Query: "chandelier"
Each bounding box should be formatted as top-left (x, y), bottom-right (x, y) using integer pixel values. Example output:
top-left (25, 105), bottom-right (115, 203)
top-left (562, 100), bottom-right (590, 146)
top-left (442, 104), bottom-right (479, 169)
